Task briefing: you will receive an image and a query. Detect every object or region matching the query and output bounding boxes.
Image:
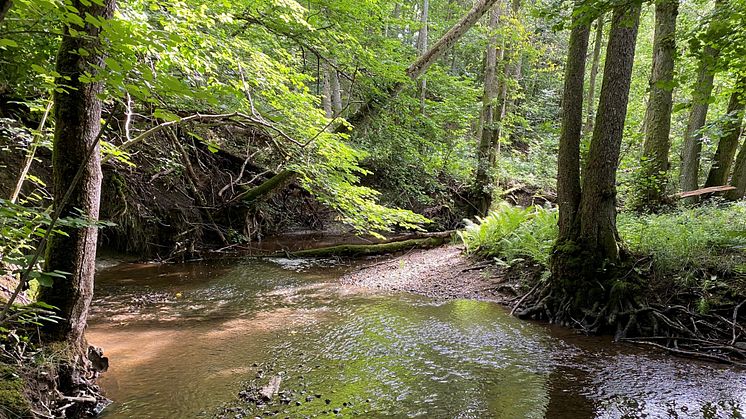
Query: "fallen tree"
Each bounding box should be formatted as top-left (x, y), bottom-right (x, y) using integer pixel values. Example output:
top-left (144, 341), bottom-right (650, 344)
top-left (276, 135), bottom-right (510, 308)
top-left (289, 231), bottom-right (454, 257)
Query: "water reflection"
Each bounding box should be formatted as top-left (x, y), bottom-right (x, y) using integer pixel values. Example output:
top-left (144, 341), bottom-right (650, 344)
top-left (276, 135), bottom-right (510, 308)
top-left (87, 259), bottom-right (746, 418)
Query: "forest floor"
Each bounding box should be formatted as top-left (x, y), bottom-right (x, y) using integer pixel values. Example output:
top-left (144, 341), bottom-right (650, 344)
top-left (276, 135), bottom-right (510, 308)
top-left (340, 245), bottom-right (528, 304)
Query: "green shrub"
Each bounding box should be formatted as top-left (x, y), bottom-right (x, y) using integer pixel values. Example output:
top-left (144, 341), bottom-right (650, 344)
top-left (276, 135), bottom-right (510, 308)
top-left (458, 203), bottom-right (557, 267)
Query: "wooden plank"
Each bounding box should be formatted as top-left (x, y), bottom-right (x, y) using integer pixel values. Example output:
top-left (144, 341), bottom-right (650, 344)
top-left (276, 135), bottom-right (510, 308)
top-left (674, 185), bottom-right (736, 199)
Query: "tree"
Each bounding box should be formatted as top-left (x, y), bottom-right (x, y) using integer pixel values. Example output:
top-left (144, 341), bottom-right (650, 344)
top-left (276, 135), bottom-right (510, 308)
top-left (416, 0), bottom-right (430, 113)
top-left (583, 14), bottom-right (605, 137)
top-left (551, 0), bottom-right (642, 327)
top-left (705, 77), bottom-right (746, 187)
top-left (39, 0), bottom-right (116, 350)
top-left (680, 0), bottom-right (724, 196)
top-left (473, 6), bottom-right (503, 216)
top-left (555, 2), bottom-right (591, 243)
top-left (340, 0), bottom-right (503, 133)
top-left (635, 0), bottom-right (678, 209)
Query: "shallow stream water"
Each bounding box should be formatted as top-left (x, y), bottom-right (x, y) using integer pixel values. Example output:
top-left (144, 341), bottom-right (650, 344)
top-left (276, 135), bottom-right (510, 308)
top-left (87, 258), bottom-right (746, 418)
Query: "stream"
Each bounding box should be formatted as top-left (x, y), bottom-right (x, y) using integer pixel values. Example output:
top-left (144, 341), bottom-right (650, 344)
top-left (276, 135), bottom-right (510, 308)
top-left (87, 258), bottom-right (746, 418)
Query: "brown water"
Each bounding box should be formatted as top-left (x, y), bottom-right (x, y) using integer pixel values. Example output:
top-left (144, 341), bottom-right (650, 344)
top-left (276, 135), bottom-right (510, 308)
top-left (87, 258), bottom-right (746, 418)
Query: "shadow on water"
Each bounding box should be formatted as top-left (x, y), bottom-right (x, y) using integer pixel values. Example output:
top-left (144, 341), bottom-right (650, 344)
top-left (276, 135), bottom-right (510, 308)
top-left (87, 258), bottom-right (746, 418)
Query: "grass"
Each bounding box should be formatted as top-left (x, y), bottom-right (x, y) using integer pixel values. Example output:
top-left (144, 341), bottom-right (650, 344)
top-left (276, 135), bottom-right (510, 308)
top-left (459, 201), bottom-right (746, 286)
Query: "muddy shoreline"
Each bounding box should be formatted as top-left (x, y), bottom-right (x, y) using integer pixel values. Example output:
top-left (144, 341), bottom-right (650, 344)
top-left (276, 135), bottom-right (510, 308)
top-left (340, 245), bottom-right (524, 304)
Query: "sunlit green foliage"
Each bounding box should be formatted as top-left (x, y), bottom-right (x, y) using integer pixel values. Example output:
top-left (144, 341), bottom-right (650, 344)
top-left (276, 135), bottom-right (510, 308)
top-left (618, 202), bottom-right (746, 278)
top-left (458, 203), bottom-right (557, 267)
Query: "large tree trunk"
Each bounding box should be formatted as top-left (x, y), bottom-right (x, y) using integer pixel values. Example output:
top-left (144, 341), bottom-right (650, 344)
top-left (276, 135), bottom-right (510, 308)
top-left (583, 14), bottom-right (605, 137)
top-left (555, 3), bottom-right (591, 242)
top-left (339, 0), bottom-right (502, 134)
top-left (679, 0), bottom-right (723, 196)
top-left (578, 1), bottom-right (641, 263)
top-left (473, 7), bottom-right (502, 216)
top-left (40, 0), bottom-right (116, 350)
top-left (707, 78), bottom-right (746, 187)
top-left (636, 0), bottom-right (678, 209)
top-left (549, 2), bottom-right (642, 328)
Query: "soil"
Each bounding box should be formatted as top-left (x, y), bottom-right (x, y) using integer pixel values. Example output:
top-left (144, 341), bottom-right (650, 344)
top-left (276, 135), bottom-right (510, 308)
top-left (341, 245), bottom-right (523, 304)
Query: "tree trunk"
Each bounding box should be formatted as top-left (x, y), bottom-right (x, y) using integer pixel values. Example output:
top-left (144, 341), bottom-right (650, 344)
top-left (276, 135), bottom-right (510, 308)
top-left (321, 63), bottom-right (333, 118)
top-left (555, 3), bottom-right (591, 243)
top-left (636, 0), bottom-right (678, 209)
top-left (550, 1), bottom-right (642, 329)
top-left (338, 0), bottom-right (502, 134)
top-left (583, 14), bottom-right (604, 137)
top-left (497, 0), bottom-right (522, 140)
top-left (473, 6), bottom-right (502, 216)
top-left (330, 65), bottom-right (343, 116)
top-left (680, 0), bottom-right (723, 195)
top-left (579, 1), bottom-right (641, 263)
top-left (0, 0), bottom-right (12, 24)
top-left (707, 77), bottom-right (746, 187)
top-left (417, 0), bottom-right (429, 114)
top-left (725, 121), bottom-right (746, 200)
top-left (40, 0), bottom-right (116, 350)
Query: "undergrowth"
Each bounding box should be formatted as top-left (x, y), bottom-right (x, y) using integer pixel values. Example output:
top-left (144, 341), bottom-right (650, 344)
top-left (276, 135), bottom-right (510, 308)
top-left (460, 201), bottom-right (746, 287)
top-left (458, 203), bottom-right (557, 267)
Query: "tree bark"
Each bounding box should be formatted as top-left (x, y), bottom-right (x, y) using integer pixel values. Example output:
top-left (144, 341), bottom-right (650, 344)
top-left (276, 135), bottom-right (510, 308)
top-left (707, 77), bottom-right (746, 187)
top-left (680, 0), bottom-right (723, 195)
top-left (40, 0), bottom-right (116, 349)
top-left (417, 0), bottom-right (429, 114)
top-left (473, 6), bottom-right (502, 216)
top-left (497, 0), bottom-right (522, 140)
top-left (555, 3), bottom-right (591, 242)
top-left (338, 0), bottom-right (502, 134)
top-left (583, 14), bottom-right (605, 137)
top-left (0, 0), bottom-right (12, 24)
top-left (725, 120), bottom-right (746, 200)
top-left (636, 0), bottom-right (678, 209)
top-left (329, 65), bottom-right (343, 116)
top-left (578, 1), bottom-right (641, 262)
top-left (321, 63), bottom-right (333, 118)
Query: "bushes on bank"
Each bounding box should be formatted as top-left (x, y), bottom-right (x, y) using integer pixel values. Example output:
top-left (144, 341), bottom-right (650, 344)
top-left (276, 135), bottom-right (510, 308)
top-left (459, 202), bottom-right (746, 282)
top-left (458, 203), bottom-right (557, 267)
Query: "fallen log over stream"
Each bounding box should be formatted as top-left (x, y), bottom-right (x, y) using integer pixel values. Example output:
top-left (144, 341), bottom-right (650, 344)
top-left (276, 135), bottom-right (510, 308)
top-left (289, 231), bottom-right (454, 257)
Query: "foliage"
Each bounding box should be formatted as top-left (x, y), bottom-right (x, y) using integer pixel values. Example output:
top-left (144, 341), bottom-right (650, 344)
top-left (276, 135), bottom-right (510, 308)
top-left (458, 203), bottom-right (557, 267)
top-left (618, 201), bottom-right (746, 278)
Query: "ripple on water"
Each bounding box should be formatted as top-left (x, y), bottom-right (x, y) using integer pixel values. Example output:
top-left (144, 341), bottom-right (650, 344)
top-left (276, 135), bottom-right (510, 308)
top-left (89, 259), bottom-right (746, 419)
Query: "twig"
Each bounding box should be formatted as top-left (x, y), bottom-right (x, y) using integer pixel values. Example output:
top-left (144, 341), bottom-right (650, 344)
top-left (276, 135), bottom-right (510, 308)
top-left (9, 97), bottom-right (53, 203)
top-left (732, 299), bottom-right (746, 345)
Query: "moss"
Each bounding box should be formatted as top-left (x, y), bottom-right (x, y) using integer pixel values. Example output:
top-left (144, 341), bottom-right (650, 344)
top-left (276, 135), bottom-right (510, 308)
top-left (0, 363), bottom-right (31, 418)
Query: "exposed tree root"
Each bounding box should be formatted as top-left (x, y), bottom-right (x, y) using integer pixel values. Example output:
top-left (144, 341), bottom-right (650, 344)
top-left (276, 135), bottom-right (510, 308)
top-left (511, 279), bottom-right (746, 365)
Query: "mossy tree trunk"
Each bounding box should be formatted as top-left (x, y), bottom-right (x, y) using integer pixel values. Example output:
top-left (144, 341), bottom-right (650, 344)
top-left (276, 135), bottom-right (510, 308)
top-left (473, 6), bottom-right (502, 216)
top-left (635, 0), bottom-right (678, 209)
top-left (40, 0), bottom-right (116, 350)
top-left (552, 0), bottom-right (642, 325)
